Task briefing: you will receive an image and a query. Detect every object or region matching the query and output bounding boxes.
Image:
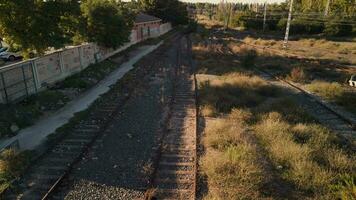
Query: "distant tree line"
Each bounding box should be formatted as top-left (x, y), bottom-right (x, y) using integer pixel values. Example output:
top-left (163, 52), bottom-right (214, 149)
top-left (0, 0), bottom-right (189, 57)
top-left (189, 0), bottom-right (356, 37)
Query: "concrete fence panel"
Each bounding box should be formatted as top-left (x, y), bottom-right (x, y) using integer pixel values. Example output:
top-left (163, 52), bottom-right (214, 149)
top-left (160, 23), bottom-right (172, 35)
top-left (130, 30), bottom-right (137, 43)
top-left (61, 47), bottom-right (82, 75)
top-left (0, 62), bottom-right (36, 102)
top-left (81, 44), bottom-right (96, 68)
top-left (35, 53), bottom-right (61, 87)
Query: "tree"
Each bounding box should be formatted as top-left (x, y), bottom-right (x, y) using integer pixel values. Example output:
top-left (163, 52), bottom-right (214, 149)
top-left (0, 0), bottom-right (79, 56)
top-left (77, 0), bottom-right (133, 49)
top-left (218, 0), bottom-right (233, 30)
top-left (138, 0), bottom-right (189, 25)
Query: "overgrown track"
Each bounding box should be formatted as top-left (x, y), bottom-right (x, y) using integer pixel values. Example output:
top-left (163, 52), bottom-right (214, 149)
top-left (257, 69), bottom-right (356, 149)
top-left (145, 36), bottom-right (197, 200)
top-left (3, 32), bottom-right (181, 200)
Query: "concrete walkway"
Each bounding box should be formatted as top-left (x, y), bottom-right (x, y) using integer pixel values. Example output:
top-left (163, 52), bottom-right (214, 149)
top-left (0, 42), bottom-right (162, 151)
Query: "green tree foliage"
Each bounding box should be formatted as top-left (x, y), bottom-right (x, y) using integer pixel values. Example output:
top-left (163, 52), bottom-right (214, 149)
top-left (139, 0), bottom-right (188, 25)
top-left (226, 0), bottom-right (355, 36)
top-left (0, 0), bottom-right (79, 55)
top-left (80, 0), bottom-right (133, 49)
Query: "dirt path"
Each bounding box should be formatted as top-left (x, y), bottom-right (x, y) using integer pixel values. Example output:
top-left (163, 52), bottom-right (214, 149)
top-left (0, 44), bottom-right (162, 151)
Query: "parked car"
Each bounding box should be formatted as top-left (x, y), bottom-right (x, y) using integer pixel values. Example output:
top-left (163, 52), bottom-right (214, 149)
top-left (0, 49), bottom-right (22, 61)
top-left (349, 75), bottom-right (356, 87)
top-left (0, 47), bottom-right (7, 53)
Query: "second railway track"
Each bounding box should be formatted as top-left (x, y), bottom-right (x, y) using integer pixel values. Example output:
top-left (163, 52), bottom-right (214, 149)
top-left (256, 68), bottom-right (356, 150)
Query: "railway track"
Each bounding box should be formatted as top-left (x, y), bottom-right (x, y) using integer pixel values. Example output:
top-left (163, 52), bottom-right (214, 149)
top-left (256, 69), bottom-right (356, 149)
top-left (2, 33), bottom-right (182, 200)
top-left (4, 85), bottom-right (131, 200)
top-left (145, 36), bottom-right (197, 200)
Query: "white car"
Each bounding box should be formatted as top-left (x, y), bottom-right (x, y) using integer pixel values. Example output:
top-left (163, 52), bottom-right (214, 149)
top-left (0, 49), bottom-right (22, 61)
top-left (349, 75), bottom-right (356, 87)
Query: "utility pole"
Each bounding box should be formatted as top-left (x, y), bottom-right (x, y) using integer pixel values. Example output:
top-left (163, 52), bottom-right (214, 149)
top-left (263, 2), bottom-right (267, 32)
top-left (283, 0), bottom-right (294, 48)
top-left (324, 0), bottom-right (331, 16)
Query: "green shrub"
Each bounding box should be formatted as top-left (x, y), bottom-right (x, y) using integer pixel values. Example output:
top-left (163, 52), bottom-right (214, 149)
top-left (0, 149), bottom-right (31, 192)
top-left (324, 19), bottom-right (353, 36)
top-left (278, 18), bottom-right (324, 34)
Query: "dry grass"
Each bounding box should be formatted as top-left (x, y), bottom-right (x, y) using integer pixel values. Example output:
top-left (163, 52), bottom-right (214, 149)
top-left (199, 73), bottom-right (280, 113)
top-left (201, 110), bottom-right (264, 199)
top-left (254, 112), bottom-right (355, 199)
top-left (194, 27), bottom-right (355, 199)
top-left (243, 36), bottom-right (356, 64)
top-left (306, 81), bottom-right (344, 100)
top-left (287, 67), bottom-right (308, 83)
top-left (304, 80), bottom-right (356, 113)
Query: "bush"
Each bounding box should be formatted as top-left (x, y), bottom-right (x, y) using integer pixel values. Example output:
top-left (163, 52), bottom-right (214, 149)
top-left (324, 19), bottom-right (353, 36)
top-left (241, 49), bottom-right (257, 68)
top-left (278, 18), bottom-right (324, 35)
top-left (306, 81), bottom-right (344, 100)
top-left (232, 12), bottom-right (280, 31)
top-left (0, 149), bottom-right (31, 192)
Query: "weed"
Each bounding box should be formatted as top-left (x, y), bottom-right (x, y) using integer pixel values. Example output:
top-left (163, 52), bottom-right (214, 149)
top-left (287, 67), bottom-right (308, 83)
top-left (202, 111), bottom-right (263, 199)
top-left (306, 81), bottom-right (344, 100)
top-left (330, 174), bottom-right (356, 200)
top-left (240, 48), bottom-right (257, 68)
top-left (254, 112), bottom-right (355, 198)
top-left (0, 149), bottom-right (31, 193)
top-left (200, 105), bottom-right (217, 117)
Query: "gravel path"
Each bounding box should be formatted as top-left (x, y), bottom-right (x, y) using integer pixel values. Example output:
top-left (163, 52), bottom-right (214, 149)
top-left (57, 36), bottom-right (182, 200)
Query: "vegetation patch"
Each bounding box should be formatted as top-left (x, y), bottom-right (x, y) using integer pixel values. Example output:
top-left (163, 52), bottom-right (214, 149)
top-left (194, 29), bottom-right (355, 199)
top-left (201, 111), bottom-right (263, 199)
top-left (306, 81), bottom-right (356, 114)
top-left (0, 149), bottom-right (32, 193)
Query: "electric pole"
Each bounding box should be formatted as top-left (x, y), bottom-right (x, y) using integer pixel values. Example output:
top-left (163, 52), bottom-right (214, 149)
top-left (263, 2), bottom-right (267, 32)
top-left (324, 0), bottom-right (331, 16)
top-left (283, 0), bottom-right (294, 48)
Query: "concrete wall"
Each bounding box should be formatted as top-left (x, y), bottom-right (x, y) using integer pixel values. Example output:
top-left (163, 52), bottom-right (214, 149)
top-left (0, 24), bottom-right (172, 104)
top-left (160, 23), bottom-right (172, 35)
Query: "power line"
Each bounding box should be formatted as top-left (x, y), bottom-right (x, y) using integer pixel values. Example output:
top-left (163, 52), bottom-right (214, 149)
top-left (239, 17), bottom-right (356, 26)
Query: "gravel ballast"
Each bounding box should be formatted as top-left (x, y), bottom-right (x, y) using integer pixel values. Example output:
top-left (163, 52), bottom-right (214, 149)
top-left (59, 36), bottom-right (182, 200)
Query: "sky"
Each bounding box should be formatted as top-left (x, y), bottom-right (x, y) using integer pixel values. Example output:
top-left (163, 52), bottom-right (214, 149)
top-left (179, 0), bottom-right (286, 3)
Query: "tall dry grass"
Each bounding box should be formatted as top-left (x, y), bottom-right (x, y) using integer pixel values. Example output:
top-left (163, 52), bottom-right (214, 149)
top-left (199, 73), bottom-right (280, 113)
top-left (201, 109), bottom-right (264, 199)
top-left (254, 112), bottom-right (355, 199)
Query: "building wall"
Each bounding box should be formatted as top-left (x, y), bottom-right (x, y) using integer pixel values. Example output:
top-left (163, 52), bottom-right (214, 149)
top-left (134, 21), bottom-right (161, 42)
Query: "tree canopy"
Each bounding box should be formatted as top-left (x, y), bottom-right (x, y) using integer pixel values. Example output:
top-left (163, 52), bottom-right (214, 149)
top-left (0, 0), bottom-right (79, 55)
top-left (80, 0), bottom-right (133, 49)
top-left (138, 0), bottom-right (189, 25)
top-left (0, 0), bottom-right (133, 55)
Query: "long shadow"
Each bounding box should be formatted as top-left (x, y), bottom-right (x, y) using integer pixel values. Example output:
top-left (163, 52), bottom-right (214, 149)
top-left (193, 37), bottom-right (355, 199)
top-left (54, 36), bottom-right (183, 199)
